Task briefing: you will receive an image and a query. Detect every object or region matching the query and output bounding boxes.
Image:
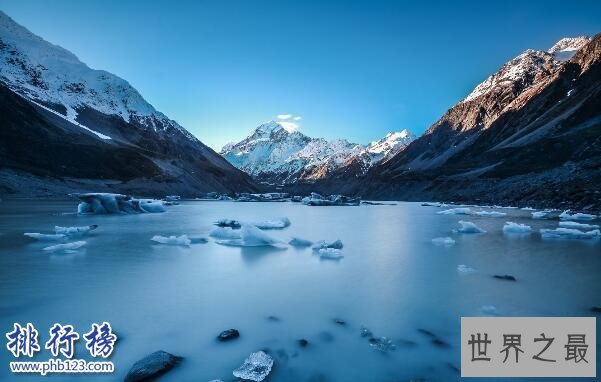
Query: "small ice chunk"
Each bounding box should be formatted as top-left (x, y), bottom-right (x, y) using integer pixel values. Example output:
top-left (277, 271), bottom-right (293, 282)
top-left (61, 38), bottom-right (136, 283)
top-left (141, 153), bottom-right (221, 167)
top-left (559, 210), bottom-right (597, 221)
top-left (216, 225), bottom-right (282, 247)
top-left (312, 239), bottom-right (343, 251)
top-left (368, 337), bottom-right (397, 352)
top-left (43, 241), bottom-right (87, 252)
top-left (209, 227), bottom-right (242, 240)
top-left (455, 221), bottom-right (485, 234)
top-left (232, 351), bottom-right (274, 382)
top-left (431, 237), bottom-right (456, 246)
top-left (289, 237), bottom-right (313, 247)
top-left (55, 225), bottom-right (98, 236)
top-left (437, 207), bottom-right (471, 215)
top-left (521, 207), bottom-right (535, 211)
top-left (479, 305), bottom-right (497, 316)
top-left (540, 228), bottom-right (600, 240)
top-left (252, 217), bottom-right (291, 230)
top-left (559, 221), bottom-right (600, 230)
top-left (472, 211), bottom-right (506, 217)
top-left (151, 235), bottom-right (191, 246)
top-left (139, 200), bottom-right (166, 213)
top-left (24, 233), bottom-right (67, 241)
top-left (316, 248), bottom-right (344, 260)
top-left (457, 264), bottom-right (477, 274)
top-left (503, 222), bottom-right (532, 235)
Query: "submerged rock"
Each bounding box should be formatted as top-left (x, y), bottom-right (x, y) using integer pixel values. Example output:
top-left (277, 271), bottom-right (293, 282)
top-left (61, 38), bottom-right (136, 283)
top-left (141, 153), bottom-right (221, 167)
top-left (298, 339), bottom-right (309, 347)
top-left (590, 306), bottom-right (601, 313)
top-left (492, 274), bottom-right (517, 281)
top-left (368, 336), bottom-right (397, 352)
top-left (333, 318), bottom-right (346, 326)
top-left (217, 329), bottom-right (240, 342)
top-left (417, 328), bottom-right (450, 348)
top-left (289, 237), bottom-right (313, 247)
top-left (232, 351), bottom-right (274, 382)
top-left (124, 350), bottom-right (183, 382)
top-left (360, 326), bottom-right (373, 338)
top-left (266, 315), bottom-right (280, 322)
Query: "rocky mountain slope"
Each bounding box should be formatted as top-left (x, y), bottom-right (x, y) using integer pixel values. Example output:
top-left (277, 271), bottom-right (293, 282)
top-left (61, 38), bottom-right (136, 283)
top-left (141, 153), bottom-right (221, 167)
top-left (221, 121), bottom-right (415, 185)
top-left (0, 11), bottom-right (257, 197)
top-left (353, 35), bottom-right (601, 209)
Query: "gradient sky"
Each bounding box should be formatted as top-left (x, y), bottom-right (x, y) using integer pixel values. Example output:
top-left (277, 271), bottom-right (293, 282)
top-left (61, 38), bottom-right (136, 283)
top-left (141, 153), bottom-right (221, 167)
top-left (2, 0), bottom-right (601, 149)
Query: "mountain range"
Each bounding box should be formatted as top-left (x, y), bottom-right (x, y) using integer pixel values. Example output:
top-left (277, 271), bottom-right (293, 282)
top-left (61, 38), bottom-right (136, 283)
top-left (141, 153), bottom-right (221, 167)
top-left (220, 122), bottom-right (415, 185)
top-left (0, 11), bottom-right (257, 197)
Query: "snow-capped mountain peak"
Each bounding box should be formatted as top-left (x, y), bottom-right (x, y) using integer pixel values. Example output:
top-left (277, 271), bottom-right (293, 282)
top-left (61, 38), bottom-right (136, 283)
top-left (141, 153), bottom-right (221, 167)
top-left (548, 36), bottom-right (591, 61)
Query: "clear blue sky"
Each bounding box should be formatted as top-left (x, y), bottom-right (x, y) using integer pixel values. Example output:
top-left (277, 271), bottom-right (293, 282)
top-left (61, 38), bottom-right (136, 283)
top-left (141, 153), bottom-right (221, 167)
top-left (2, 0), bottom-right (600, 149)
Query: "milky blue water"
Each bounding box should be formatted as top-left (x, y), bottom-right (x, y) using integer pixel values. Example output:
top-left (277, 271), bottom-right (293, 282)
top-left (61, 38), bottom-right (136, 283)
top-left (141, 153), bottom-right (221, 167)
top-left (0, 200), bottom-right (599, 381)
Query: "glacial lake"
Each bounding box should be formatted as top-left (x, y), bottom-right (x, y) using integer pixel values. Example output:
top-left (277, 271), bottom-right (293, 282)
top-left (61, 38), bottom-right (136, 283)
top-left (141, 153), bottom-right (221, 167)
top-left (0, 200), bottom-right (600, 381)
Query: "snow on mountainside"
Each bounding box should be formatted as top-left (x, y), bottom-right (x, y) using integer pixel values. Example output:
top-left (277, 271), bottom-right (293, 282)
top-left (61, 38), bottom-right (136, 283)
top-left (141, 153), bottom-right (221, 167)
top-left (221, 121), bottom-right (415, 183)
top-left (547, 36), bottom-right (591, 61)
top-left (0, 11), bottom-right (195, 141)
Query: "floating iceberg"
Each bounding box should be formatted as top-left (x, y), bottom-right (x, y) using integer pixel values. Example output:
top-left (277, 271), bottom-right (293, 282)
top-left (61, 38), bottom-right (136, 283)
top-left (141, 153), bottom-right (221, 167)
top-left (368, 337), bottom-right (397, 352)
top-left (559, 221), bottom-right (600, 230)
top-left (55, 225), bottom-right (98, 236)
top-left (24, 233), bottom-right (67, 241)
top-left (437, 207), bottom-right (471, 215)
top-left (216, 225), bottom-right (283, 247)
top-left (164, 195), bottom-right (180, 201)
top-left (532, 211), bottom-right (552, 219)
top-left (209, 227), bottom-right (242, 240)
top-left (431, 237), bottom-right (456, 246)
top-left (76, 193), bottom-right (166, 214)
top-left (312, 239), bottom-right (343, 251)
top-left (151, 235), bottom-right (191, 246)
top-left (457, 264), bottom-right (477, 274)
top-left (232, 351), bottom-right (274, 382)
top-left (215, 219), bottom-right (241, 228)
top-left (521, 207), bottom-right (535, 211)
top-left (236, 192), bottom-right (288, 202)
top-left (455, 221), bottom-right (485, 234)
top-left (289, 237), bottom-right (313, 247)
top-left (503, 222), bottom-right (532, 235)
top-left (472, 211), bottom-right (506, 217)
top-left (540, 228), bottom-right (600, 240)
top-left (302, 193), bottom-right (360, 206)
top-left (315, 248), bottom-right (344, 260)
top-left (251, 217), bottom-right (291, 230)
top-left (43, 241), bottom-right (87, 252)
top-left (559, 210), bottom-right (597, 221)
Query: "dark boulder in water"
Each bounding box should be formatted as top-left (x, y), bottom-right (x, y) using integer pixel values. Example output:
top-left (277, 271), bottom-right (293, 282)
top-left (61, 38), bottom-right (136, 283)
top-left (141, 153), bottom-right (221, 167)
top-left (590, 306), bottom-right (601, 313)
top-left (217, 328), bottom-right (240, 341)
top-left (492, 274), bottom-right (517, 281)
top-left (298, 339), bottom-right (309, 347)
top-left (124, 350), bottom-right (182, 382)
top-left (333, 318), bottom-right (346, 326)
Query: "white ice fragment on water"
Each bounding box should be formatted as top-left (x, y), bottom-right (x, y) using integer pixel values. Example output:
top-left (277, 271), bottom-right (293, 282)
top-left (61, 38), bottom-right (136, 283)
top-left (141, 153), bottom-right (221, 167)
top-left (76, 193), bottom-right (165, 214)
top-left (232, 351), bottom-right (274, 382)
top-left (55, 225), bottom-right (98, 236)
top-left (457, 264), bottom-right (477, 274)
top-left (209, 227), bottom-right (242, 240)
top-left (312, 239), bottom-right (343, 251)
top-left (559, 210), bottom-right (597, 221)
top-left (479, 305), bottom-right (498, 316)
top-left (532, 210), bottom-right (556, 219)
top-left (251, 217), bottom-right (291, 229)
top-left (216, 225), bottom-right (283, 247)
top-left (559, 221), bottom-right (600, 230)
top-left (521, 207), bottom-right (535, 211)
top-left (503, 222), bottom-right (532, 235)
top-left (138, 200), bottom-right (167, 213)
top-left (472, 211), bottom-right (506, 217)
top-left (289, 237), bottom-right (313, 247)
top-left (540, 228), bottom-right (600, 240)
top-left (437, 207), bottom-right (471, 215)
top-left (43, 241), bottom-right (87, 252)
top-left (24, 233), bottom-right (67, 241)
top-left (316, 248), bottom-right (344, 260)
top-left (455, 221), bottom-right (486, 234)
top-left (431, 237), bottom-right (456, 246)
top-left (150, 235), bottom-right (191, 246)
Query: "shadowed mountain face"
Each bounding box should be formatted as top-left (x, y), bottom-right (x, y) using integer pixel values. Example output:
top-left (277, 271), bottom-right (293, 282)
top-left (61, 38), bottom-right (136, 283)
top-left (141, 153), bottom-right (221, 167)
top-left (356, 34), bottom-right (601, 209)
top-left (0, 11), bottom-right (257, 197)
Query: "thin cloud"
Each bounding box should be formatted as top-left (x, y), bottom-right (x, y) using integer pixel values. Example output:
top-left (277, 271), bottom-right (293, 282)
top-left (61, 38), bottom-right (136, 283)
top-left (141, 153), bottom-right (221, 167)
top-left (278, 121), bottom-right (300, 132)
top-left (277, 114), bottom-right (292, 120)
top-left (293, 116), bottom-right (302, 121)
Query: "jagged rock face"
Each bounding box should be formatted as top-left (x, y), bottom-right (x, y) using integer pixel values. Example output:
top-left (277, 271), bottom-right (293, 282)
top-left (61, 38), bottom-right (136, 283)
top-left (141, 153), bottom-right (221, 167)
top-left (0, 11), bottom-right (257, 196)
top-left (361, 34), bottom-right (601, 209)
top-left (221, 122), bottom-right (415, 184)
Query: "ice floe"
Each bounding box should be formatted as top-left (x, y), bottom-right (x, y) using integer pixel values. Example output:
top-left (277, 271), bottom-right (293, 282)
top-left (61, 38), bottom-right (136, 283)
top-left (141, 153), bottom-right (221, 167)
top-left (302, 193), bottom-right (360, 206)
top-left (24, 233), bottom-right (67, 241)
top-left (289, 237), bottom-right (313, 247)
top-left (151, 235), bottom-right (191, 246)
top-left (76, 193), bottom-right (166, 214)
top-left (43, 241), bottom-right (87, 252)
top-left (431, 237), bottom-right (456, 246)
top-left (540, 228), bottom-right (600, 240)
top-left (472, 211), bottom-right (506, 217)
top-left (559, 210), bottom-right (597, 221)
top-left (503, 222), bottom-right (532, 235)
top-left (251, 217), bottom-right (291, 229)
top-left (209, 227), bottom-right (242, 240)
top-left (437, 207), bottom-right (471, 215)
top-left (455, 221), bottom-right (485, 234)
top-left (55, 225), bottom-right (98, 236)
top-left (457, 264), bottom-right (477, 274)
top-left (216, 225), bottom-right (283, 247)
top-left (232, 351), bottom-right (274, 382)
top-left (315, 248), bottom-right (344, 260)
top-left (521, 207), bottom-right (535, 211)
top-left (559, 221), bottom-right (600, 230)
top-left (312, 239), bottom-right (343, 251)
